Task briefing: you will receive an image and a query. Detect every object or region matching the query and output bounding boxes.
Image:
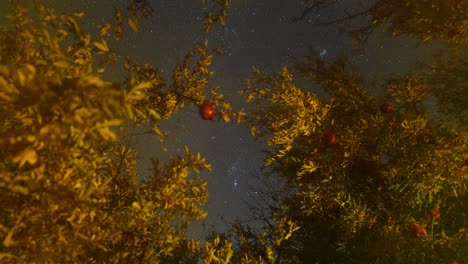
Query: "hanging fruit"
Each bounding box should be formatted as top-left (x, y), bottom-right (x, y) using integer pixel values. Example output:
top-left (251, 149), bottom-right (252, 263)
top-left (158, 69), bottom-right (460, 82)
top-left (410, 223), bottom-right (427, 237)
top-left (199, 101), bottom-right (215, 120)
top-left (323, 132), bottom-right (337, 146)
top-left (429, 208), bottom-right (441, 220)
top-left (380, 103), bottom-right (393, 113)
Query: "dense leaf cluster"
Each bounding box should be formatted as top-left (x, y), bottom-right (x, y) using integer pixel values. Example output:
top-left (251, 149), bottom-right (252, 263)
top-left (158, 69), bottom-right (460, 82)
top-left (0, 1), bottom-right (239, 262)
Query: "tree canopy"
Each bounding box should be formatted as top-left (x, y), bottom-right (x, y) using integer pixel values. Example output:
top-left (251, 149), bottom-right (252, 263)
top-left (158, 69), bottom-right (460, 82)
top-left (0, 0), bottom-right (238, 262)
top-left (0, 0), bottom-right (466, 263)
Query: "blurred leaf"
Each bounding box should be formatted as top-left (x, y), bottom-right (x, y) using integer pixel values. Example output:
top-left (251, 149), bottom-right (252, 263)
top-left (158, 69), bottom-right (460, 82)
top-left (128, 17), bottom-right (138, 32)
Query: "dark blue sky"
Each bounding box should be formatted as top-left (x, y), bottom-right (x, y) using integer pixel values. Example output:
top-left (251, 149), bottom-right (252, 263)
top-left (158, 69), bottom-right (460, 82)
top-left (41, 0), bottom-right (443, 238)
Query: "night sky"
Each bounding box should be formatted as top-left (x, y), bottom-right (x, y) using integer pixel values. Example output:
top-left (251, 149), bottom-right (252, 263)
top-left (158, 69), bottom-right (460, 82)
top-left (37, 0), bottom-right (444, 239)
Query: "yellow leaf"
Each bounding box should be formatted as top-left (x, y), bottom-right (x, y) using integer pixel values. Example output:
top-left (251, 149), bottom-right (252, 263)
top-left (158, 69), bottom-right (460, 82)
top-left (114, 26), bottom-right (121, 40)
top-left (73, 59), bottom-right (87, 65)
top-left (10, 185), bottom-right (28, 195)
top-left (53, 60), bottom-right (70, 68)
top-left (56, 29), bottom-right (68, 40)
top-left (266, 246), bottom-right (274, 262)
top-left (0, 253), bottom-right (15, 260)
top-left (132, 202), bottom-right (141, 210)
top-left (13, 148), bottom-right (38, 167)
top-left (0, 65), bottom-right (9, 75)
top-left (222, 113), bottom-right (230, 122)
top-left (128, 17), bottom-right (139, 32)
top-left (16, 71), bottom-right (26, 87)
top-left (0, 75), bottom-right (19, 102)
top-left (0, 92), bottom-right (13, 103)
top-left (94, 40), bottom-right (109, 52)
top-left (2, 228), bottom-right (18, 247)
top-left (73, 11), bottom-right (84, 18)
top-left (148, 109), bottom-right (161, 120)
top-left (66, 16), bottom-right (82, 37)
top-left (82, 33), bottom-right (91, 46)
top-left (236, 110), bottom-right (246, 123)
top-left (126, 81), bottom-right (151, 101)
top-left (100, 23), bottom-right (111, 37)
top-left (423, 35), bottom-right (432, 42)
top-left (97, 127), bottom-right (117, 141)
top-left (152, 126), bottom-right (163, 137)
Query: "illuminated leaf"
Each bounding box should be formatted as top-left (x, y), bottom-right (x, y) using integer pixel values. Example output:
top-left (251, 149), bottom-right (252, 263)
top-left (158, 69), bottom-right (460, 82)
top-left (2, 228), bottom-right (18, 247)
top-left (0, 253), bottom-right (15, 261)
top-left (16, 71), bottom-right (26, 87)
top-left (152, 126), bottom-right (163, 137)
top-left (100, 23), bottom-right (111, 37)
top-left (73, 11), bottom-right (84, 18)
top-left (94, 40), bottom-right (109, 53)
top-left (53, 60), bottom-right (70, 68)
top-left (147, 109), bottom-right (161, 120)
top-left (128, 17), bottom-right (139, 32)
top-left (266, 246), bottom-right (274, 262)
top-left (10, 185), bottom-right (28, 195)
top-left (12, 148), bottom-right (38, 167)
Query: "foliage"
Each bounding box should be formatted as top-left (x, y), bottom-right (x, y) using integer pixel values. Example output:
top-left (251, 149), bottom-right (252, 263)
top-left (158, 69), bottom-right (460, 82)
top-left (239, 66), bottom-right (331, 173)
top-left (237, 216), bottom-right (300, 264)
top-left (295, 0), bottom-right (468, 44)
top-left (369, 0), bottom-right (468, 44)
top-left (0, 1), bottom-right (238, 262)
top-left (425, 55), bottom-right (468, 126)
top-left (233, 2), bottom-right (468, 262)
top-left (239, 48), bottom-right (467, 262)
top-left (237, 21), bottom-right (467, 264)
top-left (234, 2), bottom-right (468, 263)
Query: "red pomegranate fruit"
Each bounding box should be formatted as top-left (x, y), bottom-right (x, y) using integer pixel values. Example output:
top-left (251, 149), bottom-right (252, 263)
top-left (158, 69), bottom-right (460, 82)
top-left (199, 101), bottom-right (215, 120)
top-left (429, 208), bottom-right (441, 220)
top-left (411, 223), bottom-right (427, 237)
top-left (380, 103), bottom-right (393, 113)
top-left (323, 132), bottom-right (337, 146)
